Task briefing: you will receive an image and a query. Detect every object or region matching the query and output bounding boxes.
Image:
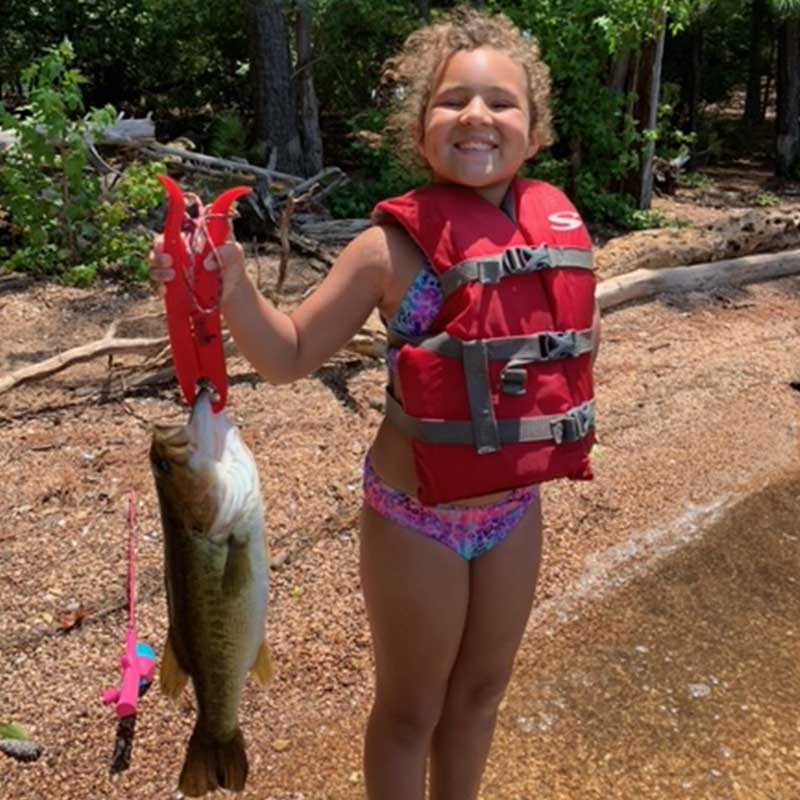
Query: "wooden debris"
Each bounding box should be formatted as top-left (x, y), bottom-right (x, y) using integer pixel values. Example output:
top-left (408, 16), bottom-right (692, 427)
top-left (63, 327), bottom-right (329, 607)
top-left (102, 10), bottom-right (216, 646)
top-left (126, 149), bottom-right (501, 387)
top-left (0, 312), bottom-right (385, 398)
top-left (598, 248), bottom-right (800, 311)
top-left (0, 321), bottom-right (166, 396)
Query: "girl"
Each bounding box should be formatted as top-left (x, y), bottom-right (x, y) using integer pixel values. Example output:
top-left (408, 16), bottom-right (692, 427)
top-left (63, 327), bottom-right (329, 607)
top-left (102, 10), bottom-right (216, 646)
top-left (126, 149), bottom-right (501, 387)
top-left (151, 7), bottom-right (600, 799)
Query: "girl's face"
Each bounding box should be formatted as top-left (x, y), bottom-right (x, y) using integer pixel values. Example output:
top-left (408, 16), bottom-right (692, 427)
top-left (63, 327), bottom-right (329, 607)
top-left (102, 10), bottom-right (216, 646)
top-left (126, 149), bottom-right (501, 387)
top-left (418, 46), bottom-right (539, 207)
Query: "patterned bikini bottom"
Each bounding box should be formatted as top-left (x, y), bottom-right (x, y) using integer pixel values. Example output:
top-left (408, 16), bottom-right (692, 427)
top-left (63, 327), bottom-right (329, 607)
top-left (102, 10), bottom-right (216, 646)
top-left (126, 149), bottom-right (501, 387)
top-left (362, 453), bottom-right (540, 561)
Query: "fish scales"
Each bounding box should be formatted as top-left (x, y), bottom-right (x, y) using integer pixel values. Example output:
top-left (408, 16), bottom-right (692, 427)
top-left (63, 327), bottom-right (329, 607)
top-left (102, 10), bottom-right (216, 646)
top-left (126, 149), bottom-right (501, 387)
top-left (151, 388), bottom-right (272, 797)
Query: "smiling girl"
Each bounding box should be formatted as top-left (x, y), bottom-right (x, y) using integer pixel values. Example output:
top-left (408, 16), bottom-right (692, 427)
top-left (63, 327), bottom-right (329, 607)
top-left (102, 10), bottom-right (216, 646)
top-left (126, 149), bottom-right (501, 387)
top-left (151, 6), bottom-right (599, 798)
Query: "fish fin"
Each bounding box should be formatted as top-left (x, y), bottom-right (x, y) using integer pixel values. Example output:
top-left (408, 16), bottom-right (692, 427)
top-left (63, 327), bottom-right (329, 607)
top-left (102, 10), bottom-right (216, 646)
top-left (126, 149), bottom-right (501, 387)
top-left (251, 640), bottom-right (274, 687)
top-left (222, 539), bottom-right (252, 595)
top-left (179, 724), bottom-right (248, 797)
top-left (159, 633), bottom-right (189, 700)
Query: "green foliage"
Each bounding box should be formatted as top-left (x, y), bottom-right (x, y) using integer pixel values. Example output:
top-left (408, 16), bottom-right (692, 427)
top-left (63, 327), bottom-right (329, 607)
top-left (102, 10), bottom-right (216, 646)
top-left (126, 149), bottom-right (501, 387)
top-left (207, 111), bottom-right (249, 160)
top-left (0, 722), bottom-right (31, 741)
top-left (678, 171), bottom-right (714, 189)
top-left (325, 131), bottom-right (427, 218)
top-left (311, 0), bottom-right (419, 162)
top-left (655, 82), bottom-right (697, 160)
top-left (0, 41), bottom-right (164, 284)
top-left (754, 192), bottom-right (779, 207)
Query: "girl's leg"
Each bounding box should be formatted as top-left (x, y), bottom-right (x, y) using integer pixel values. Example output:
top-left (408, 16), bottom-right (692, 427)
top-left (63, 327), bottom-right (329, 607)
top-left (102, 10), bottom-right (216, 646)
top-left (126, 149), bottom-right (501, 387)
top-left (359, 504), bottom-right (470, 800)
top-left (429, 500), bottom-right (544, 800)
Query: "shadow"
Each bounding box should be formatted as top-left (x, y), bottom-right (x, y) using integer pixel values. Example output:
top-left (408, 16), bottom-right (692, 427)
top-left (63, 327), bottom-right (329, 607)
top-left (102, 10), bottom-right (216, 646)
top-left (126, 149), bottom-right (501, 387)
top-left (313, 359), bottom-right (374, 414)
top-left (0, 272), bottom-right (35, 295)
top-left (109, 714), bottom-right (136, 774)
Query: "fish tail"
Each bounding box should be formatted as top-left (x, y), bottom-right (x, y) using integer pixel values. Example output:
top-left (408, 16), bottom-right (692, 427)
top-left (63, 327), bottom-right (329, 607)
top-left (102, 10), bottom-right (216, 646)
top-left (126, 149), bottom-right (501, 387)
top-left (178, 723), bottom-right (248, 796)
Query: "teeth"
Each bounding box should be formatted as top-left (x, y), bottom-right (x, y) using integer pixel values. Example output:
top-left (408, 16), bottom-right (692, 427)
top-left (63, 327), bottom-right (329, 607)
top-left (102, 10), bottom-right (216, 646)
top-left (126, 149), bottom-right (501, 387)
top-left (457, 142), bottom-right (494, 150)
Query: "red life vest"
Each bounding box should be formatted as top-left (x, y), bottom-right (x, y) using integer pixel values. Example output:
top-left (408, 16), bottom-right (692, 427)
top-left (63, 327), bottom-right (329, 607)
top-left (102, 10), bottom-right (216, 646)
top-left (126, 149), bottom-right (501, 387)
top-left (372, 177), bottom-right (597, 505)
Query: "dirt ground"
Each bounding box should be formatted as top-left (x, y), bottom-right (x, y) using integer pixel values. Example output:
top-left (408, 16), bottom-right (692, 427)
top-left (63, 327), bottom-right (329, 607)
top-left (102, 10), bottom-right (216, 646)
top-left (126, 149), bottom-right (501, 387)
top-left (1, 170), bottom-right (799, 800)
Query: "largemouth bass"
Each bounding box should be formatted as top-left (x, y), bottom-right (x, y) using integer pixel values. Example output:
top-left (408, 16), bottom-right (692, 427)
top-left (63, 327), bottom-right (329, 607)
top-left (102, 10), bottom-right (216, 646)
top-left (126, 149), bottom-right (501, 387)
top-left (150, 388), bottom-right (272, 796)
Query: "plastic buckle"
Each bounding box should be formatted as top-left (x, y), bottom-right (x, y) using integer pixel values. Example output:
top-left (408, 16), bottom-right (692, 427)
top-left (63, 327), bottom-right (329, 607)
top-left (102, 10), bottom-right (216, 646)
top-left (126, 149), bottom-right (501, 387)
top-left (540, 330), bottom-right (577, 361)
top-left (552, 402), bottom-right (594, 444)
top-left (523, 244), bottom-right (552, 270)
top-left (159, 175), bottom-right (252, 413)
top-left (500, 367), bottom-right (528, 395)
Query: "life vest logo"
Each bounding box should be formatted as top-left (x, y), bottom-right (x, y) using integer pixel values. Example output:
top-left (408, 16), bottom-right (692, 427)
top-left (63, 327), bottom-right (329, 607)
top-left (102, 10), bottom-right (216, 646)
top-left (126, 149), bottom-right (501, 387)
top-left (548, 211), bottom-right (583, 232)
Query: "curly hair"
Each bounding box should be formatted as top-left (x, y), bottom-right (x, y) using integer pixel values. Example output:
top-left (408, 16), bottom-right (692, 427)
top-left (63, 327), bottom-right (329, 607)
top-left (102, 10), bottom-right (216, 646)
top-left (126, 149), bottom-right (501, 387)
top-left (382, 5), bottom-right (553, 171)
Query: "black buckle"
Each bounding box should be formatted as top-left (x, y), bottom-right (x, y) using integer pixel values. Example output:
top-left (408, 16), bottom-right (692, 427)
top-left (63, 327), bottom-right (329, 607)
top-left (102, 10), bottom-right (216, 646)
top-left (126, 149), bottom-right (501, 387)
top-left (502, 246), bottom-right (550, 275)
top-left (551, 403), bottom-right (594, 444)
top-left (523, 245), bottom-right (552, 270)
top-left (540, 331), bottom-right (577, 360)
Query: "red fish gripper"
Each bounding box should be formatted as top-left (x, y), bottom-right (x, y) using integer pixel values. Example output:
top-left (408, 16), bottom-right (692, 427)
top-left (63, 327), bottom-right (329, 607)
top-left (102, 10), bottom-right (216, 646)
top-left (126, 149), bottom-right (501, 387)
top-left (158, 175), bottom-right (252, 412)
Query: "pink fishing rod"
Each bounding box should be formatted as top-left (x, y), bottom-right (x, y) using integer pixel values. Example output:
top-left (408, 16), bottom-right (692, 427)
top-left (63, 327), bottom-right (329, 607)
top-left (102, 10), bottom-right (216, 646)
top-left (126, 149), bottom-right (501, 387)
top-left (102, 492), bottom-right (156, 718)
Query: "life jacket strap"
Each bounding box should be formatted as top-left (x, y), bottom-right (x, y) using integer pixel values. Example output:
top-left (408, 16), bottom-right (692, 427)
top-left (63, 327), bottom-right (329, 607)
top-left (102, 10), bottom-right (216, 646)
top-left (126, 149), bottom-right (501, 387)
top-left (387, 328), bottom-right (594, 363)
top-left (440, 245), bottom-right (594, 297)
top-left (385, 390), bottom-right (595, 452)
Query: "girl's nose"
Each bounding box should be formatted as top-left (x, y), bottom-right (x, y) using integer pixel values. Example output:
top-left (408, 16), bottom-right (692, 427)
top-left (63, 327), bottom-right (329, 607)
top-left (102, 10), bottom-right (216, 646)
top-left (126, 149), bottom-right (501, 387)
top-left (459, 95), bottom-right (492, 125)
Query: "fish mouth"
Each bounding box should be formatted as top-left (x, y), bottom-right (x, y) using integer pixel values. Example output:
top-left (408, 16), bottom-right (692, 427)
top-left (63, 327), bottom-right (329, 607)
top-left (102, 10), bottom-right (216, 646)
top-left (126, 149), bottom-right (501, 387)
top-left (151, 387), bottom-right (227, 465)
top-left (150, 387), bottom-right (260, 542)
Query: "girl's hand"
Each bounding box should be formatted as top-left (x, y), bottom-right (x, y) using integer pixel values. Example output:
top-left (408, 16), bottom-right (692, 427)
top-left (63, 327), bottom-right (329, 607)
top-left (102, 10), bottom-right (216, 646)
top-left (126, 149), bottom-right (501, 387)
top-left (203, 241), bottom-right (247, 304)
top-left (148, 236), bottom-right (247, 304)
top-left (148, 235), bottom-right (173, 299)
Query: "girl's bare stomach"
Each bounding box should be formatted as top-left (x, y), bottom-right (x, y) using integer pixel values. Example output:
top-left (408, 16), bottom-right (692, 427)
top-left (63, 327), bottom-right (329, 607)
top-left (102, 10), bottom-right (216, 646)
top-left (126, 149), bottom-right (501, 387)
top-left (369, 417), bottom-right (513, 507)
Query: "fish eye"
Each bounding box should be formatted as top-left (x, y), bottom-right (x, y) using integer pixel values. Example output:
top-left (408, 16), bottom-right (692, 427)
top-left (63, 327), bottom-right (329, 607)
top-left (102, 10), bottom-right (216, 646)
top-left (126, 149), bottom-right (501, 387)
top-left (153, 459), bottom-right (171, 476)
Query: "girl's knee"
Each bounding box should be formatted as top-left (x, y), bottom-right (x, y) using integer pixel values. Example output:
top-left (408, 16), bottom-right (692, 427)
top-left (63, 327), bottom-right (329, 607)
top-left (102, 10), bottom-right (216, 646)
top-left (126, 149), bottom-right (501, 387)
top-left (444, 670), bottom-right (513, 723)
top-left (371, 692), bottom-right (447, 745)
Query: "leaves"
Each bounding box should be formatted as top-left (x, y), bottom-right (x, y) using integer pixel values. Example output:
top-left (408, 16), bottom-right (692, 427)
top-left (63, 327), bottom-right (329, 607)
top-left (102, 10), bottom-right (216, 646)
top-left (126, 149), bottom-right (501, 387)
top-left (0, 722), bottom-right (31, 742)
top-left (1, 43), bottom-right (166, 283)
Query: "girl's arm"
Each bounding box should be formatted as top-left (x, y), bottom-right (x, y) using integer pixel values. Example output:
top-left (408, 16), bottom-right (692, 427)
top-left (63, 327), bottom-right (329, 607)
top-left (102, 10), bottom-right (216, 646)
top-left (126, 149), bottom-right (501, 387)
top-left (202, 224), bottom-right (419, 385)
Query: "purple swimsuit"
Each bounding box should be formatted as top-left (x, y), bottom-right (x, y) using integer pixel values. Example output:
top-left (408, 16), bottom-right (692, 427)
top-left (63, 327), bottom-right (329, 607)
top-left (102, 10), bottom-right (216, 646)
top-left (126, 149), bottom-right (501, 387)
top-left (364, 265), bottom-right (540, 561)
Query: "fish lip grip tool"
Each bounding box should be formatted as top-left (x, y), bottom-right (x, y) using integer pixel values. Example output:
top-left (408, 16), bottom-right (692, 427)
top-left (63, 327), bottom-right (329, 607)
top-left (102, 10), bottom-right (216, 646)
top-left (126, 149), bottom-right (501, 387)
top-left (158, 175), bottom-right (252, 413)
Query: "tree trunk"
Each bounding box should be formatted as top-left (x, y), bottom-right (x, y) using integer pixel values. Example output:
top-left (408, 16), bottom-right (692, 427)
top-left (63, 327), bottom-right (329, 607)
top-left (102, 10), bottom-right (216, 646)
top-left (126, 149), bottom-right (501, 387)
top-left (295, 0), bottom-right (323, 176)
top-left (639, 9), bottom-right (668, 210)
top-left (418, 0), bottom-right (429, 20)
top-left (676, 25), bottom-right (703, 134)
top-left (608, 50), bottom-right (631, 95)
top-left (471, 0), bottom-right (486, 8)
top-left (776, 15), bottom-right (800, 177)
top-left (244, 0), bottom-right (305, 175)
top-left (621, 13), bottom-right (659, 204)
top-left (744, 0), bottom-right (768, 124)
top-left (762, 34), bottom-right (777, 119)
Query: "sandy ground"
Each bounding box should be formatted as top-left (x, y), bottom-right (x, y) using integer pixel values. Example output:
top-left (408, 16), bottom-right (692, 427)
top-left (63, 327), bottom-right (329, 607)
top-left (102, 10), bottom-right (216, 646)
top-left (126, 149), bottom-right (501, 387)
top-left (1, 187), bottom-right (799, 799)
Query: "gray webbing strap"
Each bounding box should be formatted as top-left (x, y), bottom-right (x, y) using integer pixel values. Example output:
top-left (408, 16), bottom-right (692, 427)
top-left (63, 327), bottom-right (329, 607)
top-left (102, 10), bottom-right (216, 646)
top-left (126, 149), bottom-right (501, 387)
top-left (386, 328), bottom-right (594, 363)
top-left (462, 340), bottom-right (500, 454)
top-left (440, 245), bottom-right (594, 297)
top-left (385, 391), bottom-right (595, 450)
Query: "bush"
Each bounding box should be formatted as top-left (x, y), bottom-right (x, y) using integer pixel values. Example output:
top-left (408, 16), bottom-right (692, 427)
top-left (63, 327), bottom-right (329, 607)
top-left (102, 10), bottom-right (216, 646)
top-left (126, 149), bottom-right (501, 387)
top-left (0, 40), bottom-right (164, 285)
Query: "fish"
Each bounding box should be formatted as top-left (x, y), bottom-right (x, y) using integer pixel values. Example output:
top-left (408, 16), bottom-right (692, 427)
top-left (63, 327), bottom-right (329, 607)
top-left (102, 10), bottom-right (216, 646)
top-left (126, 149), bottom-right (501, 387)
top-left (150, 387), bottom-right (272, 796)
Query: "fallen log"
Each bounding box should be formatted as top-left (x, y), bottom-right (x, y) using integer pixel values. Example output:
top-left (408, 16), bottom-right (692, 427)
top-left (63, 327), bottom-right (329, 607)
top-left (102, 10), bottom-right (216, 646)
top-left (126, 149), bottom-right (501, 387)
top-left (597, 248), bottom-right (800, 311)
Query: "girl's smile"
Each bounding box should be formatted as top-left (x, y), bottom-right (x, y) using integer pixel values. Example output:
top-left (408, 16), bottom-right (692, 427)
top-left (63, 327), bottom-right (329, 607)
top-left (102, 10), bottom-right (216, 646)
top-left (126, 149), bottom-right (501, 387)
top-left (418, 46), bottom-right (539, 206)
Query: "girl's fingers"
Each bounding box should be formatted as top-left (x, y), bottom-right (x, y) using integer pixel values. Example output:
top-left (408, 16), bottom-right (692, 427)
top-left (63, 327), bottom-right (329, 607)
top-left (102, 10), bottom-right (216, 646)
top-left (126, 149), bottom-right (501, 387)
top-left (204, 242), bottom-right (243, 272)
top-left (150, 268), bottom-right (175, 282)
